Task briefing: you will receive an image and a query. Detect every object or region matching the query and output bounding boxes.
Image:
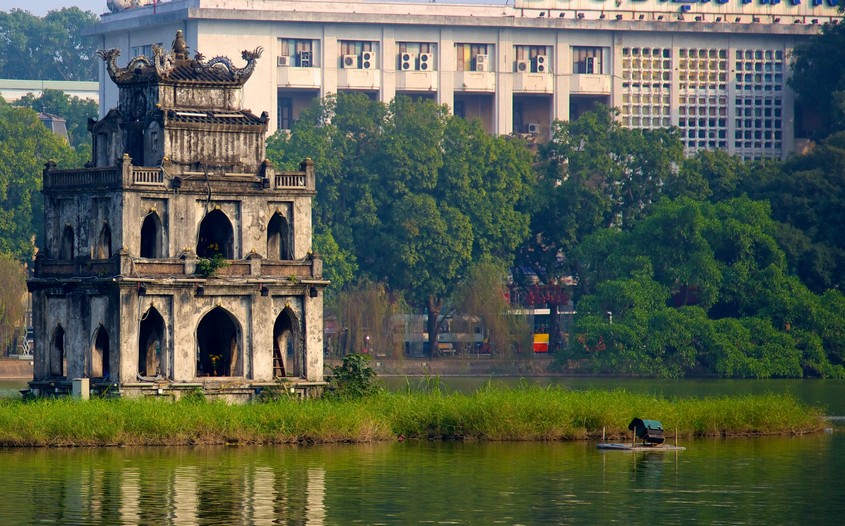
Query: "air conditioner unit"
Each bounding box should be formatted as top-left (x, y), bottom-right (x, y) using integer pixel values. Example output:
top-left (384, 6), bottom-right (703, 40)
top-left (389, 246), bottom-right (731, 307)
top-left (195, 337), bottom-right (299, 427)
top-left (419, 52), bottom-right (433, 71)
top-left (535, 55), bottom-right (547, 73)
top-left (475, 54), bottom-right (488, 72)
top-left (342, 54), bottom-right (358, 69)
top-left (527, 122), bottom-right (540, 134)
top-left (299, 51), bottom-right (312, 68)
top-left (361, 51), bottom-right (376, 70)
top-left (516, 60), bottom-right (530, 73)
top-left (585, 56), bottom-right (595, 74)
top-left (401, 52), bottom-right (416, 71)
top-left (277, 55), bottom-right (291, 67)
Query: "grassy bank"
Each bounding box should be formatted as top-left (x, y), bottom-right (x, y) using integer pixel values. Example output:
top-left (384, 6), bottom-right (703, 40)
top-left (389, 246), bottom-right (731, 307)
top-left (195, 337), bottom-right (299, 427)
top-left (0, 386), bottom-right (827, 447)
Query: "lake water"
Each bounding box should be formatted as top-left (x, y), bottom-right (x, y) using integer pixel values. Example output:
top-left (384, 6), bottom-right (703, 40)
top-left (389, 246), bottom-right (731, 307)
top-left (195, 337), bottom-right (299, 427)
top-left (1, 435), bottom-right (844, 525)
top-left (2, 377), bottom-right (844, 524)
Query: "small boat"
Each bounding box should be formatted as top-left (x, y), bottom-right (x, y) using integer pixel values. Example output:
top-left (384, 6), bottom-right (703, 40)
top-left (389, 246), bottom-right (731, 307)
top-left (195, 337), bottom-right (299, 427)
top-left (597, 418), bottom-right (686, 451)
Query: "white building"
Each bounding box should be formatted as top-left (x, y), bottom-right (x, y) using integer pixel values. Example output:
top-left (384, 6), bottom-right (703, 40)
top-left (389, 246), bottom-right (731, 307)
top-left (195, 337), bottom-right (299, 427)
top-left (92, 0), bottom-right (841, 159)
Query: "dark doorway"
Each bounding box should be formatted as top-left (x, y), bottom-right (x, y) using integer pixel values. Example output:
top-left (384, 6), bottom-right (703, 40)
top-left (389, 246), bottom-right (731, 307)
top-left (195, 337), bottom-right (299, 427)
top-left (197, 210), bottom-right (234, 259)
top-left (197, 307), bottom-right (240, 377)
top-left (97, 223), bottom-right (112, 259)
top-left (91, 326), bottom-right (110, 379)
top-left (140, 212), bottom-right (163, 258)
top-left (139, 307), bottom-right (165, 378)
top-left (267, 212), bottom-right (291, 260)
top-left (59, 226), bottom-right (74, 260)
top-left (273, 308), bottom-right (302, 378)
top-left (50, 325), bottom-right (65, 377)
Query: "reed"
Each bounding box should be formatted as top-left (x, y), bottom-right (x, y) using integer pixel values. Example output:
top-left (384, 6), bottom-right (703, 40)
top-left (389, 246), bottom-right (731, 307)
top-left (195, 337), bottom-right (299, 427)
top-left (0, 386), bottom-right (827, 447)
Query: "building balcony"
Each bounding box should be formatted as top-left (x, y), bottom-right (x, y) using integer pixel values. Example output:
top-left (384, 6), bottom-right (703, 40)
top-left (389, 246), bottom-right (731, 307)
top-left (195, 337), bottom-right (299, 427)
top-left (569, 74), bottom-right (612, 95)
top-left (396, 71), bottom-right (438, 92)
top-left (277, 65), bottom-right (322, 89)
top-left (512, 72), bottom-right (554, 94)
top-left (337, 68), bottom-right (382, 91)
top-left (455, 71), bottom-right (496, 92)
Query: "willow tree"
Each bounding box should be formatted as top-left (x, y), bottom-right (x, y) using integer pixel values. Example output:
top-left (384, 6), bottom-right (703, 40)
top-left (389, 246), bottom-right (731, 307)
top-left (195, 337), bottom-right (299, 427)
top-left (0, 254), bottom-right (26, 355)
top-left (452, 261), bottom-right (531, 357)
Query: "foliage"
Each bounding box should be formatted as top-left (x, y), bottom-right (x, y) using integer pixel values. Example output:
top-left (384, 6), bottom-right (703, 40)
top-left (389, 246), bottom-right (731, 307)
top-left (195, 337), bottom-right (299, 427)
top-left (195, 254), bottom-right (228, 277)
top-left (0, 388), bottom-right (826, 446)
top-left (735, 133), bottom-right (845, 292)
top-left (452, 260), bottom-right (531, 357)
top-left (313, 225), bottom-right (357, 299)
top-left (518, 105), bottom-right (686, 285)
top-left (0, 253), bottom-right (27, 355)
top-left (563, 197), bottom-right (845, 378)
top-left (790, 13), bottom-right (845, 137)
top-left (0, 100), bottom-right (79, 261)
top-left (13, 89), bottom-right (98, 150)
top-left (333, 280), bottom-right (407, 357)
top-left (266, 93), bottom-right (535, 353)
top-left (328, 353), bottom-right (380, 399)
top-left (0, 8), bottom-right (99, 82)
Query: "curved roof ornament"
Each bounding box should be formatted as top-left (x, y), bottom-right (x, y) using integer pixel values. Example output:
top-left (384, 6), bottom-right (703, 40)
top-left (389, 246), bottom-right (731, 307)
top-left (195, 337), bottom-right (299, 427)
top-left (97, 31), bottom-right (263, 86)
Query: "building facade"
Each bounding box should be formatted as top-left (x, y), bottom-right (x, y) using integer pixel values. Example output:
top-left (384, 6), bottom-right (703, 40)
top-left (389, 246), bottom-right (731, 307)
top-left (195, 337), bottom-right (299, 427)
top-left (94, 0), bottom-right (840, 159)
top-left (28, 32), bottom-right (327, 400)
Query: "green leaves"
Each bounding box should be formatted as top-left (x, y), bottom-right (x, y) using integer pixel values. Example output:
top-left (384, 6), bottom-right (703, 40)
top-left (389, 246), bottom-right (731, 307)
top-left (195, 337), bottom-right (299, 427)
top-left (266, 94), bottom-right (534, 312)
top-left (0, 102), bottom-right (76, 261)
top-left (0, 8), bottom-right (99, 82)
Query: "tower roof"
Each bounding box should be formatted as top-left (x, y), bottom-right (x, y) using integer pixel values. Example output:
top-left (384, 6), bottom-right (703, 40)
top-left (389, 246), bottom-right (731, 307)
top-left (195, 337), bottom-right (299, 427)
top-left (98, 30), bottom-right (263, 87)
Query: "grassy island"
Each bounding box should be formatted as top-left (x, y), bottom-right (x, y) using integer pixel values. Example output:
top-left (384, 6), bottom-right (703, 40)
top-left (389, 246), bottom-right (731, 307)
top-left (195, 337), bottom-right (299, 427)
top-left (0, 387), bottom-right (827, 447)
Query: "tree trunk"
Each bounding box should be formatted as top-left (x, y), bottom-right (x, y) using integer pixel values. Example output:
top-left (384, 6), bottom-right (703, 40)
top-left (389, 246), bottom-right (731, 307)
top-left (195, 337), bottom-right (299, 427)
top-left (426, 295), bottom-right (443, 358)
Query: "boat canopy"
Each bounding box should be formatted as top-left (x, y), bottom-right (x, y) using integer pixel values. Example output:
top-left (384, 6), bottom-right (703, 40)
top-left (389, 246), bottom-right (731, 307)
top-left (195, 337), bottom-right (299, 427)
top-left (628, 418), bottom-right (665, 445)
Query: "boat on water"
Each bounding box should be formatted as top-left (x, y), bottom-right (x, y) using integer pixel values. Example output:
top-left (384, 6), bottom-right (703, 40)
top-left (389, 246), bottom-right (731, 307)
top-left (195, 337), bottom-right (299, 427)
top-left (597, 418), bottom-right (686, 451)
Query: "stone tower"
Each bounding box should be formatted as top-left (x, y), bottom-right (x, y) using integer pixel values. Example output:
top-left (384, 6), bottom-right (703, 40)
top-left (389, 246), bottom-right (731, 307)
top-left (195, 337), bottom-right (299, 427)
top-left (28, 32), bottom-right (327, 399)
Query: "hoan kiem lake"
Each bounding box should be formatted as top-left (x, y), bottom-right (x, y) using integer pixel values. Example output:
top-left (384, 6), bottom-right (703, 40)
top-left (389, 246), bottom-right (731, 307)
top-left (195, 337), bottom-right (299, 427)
top-left (1, 377), bottom-right (844, 525)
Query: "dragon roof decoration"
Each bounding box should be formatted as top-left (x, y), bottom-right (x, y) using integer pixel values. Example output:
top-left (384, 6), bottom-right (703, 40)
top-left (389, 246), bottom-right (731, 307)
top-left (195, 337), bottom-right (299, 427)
top-left (97, 30), bottom-right (263, 86)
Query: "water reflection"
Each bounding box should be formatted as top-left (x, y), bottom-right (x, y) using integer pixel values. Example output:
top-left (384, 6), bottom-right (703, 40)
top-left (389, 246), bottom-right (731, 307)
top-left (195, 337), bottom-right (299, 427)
top-left (1, 436), bottom-right (844, 524)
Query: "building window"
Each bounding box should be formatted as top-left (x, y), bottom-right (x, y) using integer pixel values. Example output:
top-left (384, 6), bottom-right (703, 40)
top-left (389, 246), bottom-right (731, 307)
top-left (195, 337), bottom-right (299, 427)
top-left (514, 46), bottom-right (549, 73)
top-left (130, 44), bottom-right (158, 58)
top-left (572, 47), bottom-right (606, 74)
top-left (620, 47), bottom-right (672, 132)
top-left (456, 43), bottom-right (491, 72)
top-left (675, 48), bottom-right (729, 154)
top-left (732, 49), bottom-right (784, 159)
top-left (339, 41), bottom-right (376, 69)
top-left (278, 97), bottom-right (293, 131)
top-left (278, 38), bottom-right (316, 67)
top-left (454, 100), bottom-right (465, 119)
top-left (398, 42), bottom-right (436, 71)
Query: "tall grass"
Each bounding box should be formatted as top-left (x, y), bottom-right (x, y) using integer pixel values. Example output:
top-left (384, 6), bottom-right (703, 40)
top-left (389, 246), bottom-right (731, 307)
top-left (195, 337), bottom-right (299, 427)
top-left (0, 386), bottom-right (826, 447)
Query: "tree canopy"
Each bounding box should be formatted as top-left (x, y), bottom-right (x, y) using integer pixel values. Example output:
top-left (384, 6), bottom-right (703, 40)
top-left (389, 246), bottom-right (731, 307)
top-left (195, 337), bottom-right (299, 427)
top-left (565, 197), bottom-right (845, 378)
top-left (790, 13), bottom-right (845, 137)
top-left (0, 99), bottom-right (79, 261)
top-left (267, 93), bottom-right (536, 352)
top-left (0, 8), bottom-right (99, 82)
top-left (517, 105), bottom-right (687, 286)
top-left (13, 89), bottom-right (98, 150)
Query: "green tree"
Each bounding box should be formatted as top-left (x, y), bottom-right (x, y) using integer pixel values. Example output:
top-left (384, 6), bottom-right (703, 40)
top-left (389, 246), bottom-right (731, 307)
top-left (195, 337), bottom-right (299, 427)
top-left (518, 105), bottom-right (687, 288)
top-left (0, 253), bottom-right (27, 356)
top-left (565, 197), bottom-right (845, 378)
top-left (790, 12), bottom-right (845, 137)
top-left (14, 89), bottom-right (98, 150)
top-left (0, 8), bottom-right (99, 81)
top-left (0, 100), bottom-right (77, 260)
top-left (268, 94), bottom-right (535, 355)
